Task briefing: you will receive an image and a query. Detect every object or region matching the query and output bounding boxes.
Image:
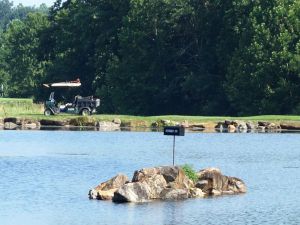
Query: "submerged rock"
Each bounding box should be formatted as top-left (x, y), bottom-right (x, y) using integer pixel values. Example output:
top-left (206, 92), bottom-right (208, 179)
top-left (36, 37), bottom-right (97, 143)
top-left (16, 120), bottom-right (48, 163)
top-left (90, 166), bottom-right (246, 203)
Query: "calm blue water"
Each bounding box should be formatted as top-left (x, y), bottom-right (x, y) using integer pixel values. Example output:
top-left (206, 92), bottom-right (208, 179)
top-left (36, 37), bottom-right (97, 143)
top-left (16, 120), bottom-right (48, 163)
top-left (1, 131), bottom-right (300, 225)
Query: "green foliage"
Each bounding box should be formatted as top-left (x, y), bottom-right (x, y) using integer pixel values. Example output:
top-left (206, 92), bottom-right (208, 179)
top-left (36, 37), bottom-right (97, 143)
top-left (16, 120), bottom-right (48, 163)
top-left (3, 12), bottom-right (50, 98)
top-left (0, 0), bottom-right (300, 116)
top-left (181, 164), bottom-right (198, 182)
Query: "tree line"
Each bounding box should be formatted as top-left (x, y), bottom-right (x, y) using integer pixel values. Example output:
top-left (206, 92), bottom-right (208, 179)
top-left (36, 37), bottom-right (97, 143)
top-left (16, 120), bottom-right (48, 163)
top-left (0, 0), bottom-right (299, 116)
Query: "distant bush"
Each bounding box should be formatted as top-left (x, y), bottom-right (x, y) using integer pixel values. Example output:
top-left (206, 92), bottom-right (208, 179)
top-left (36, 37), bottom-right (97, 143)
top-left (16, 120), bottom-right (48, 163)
top-left (181, 164), bottom-right (198, 182)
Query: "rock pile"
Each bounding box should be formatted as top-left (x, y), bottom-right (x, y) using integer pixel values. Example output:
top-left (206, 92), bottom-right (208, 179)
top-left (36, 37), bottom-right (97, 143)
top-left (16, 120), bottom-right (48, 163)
top-left (3, 117), bottom-right (40, 130)
top-left (215, 120), bottom-right (281, 132)
top-left (89, 166), bottom-right (246, 203)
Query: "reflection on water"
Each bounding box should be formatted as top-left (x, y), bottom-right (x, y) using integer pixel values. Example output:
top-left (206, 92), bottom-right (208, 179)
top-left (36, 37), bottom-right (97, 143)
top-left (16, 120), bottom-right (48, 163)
top-left (2, 125), bottom-right (300, 134)
top-left (1, 131), bottom-right (300, 225)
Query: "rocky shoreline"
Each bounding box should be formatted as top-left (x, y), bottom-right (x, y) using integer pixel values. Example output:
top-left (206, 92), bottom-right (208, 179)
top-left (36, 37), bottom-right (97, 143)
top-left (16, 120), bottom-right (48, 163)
top-left (1, 117), bottom-right (300, 132)
top-left (89, 166), bottom-right (246, 203)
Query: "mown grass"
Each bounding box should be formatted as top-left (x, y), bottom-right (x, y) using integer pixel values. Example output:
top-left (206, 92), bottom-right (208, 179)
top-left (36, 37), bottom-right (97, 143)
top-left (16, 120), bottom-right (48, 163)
top-left (1, 98), bottom-right (300, 124)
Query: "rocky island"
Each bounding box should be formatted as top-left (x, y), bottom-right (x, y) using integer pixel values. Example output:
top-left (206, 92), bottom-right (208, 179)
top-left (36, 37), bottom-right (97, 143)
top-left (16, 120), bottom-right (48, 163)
top-left (89, 166), bottom-right (246, 203)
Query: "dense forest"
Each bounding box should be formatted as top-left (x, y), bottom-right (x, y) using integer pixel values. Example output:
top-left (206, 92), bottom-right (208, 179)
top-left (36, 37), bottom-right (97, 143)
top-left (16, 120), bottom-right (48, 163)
top-left (0, 0), bottom-right (299, 116)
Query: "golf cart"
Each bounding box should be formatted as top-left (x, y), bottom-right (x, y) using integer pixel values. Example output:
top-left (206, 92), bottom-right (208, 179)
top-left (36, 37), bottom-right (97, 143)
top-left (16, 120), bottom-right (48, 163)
top-left (43, 79), bottom-right (100, 116)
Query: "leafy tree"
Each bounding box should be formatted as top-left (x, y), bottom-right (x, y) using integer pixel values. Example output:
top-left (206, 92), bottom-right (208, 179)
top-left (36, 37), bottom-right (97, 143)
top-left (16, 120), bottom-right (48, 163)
top-left (3, 12), bottom-right (50, 98)
top-left (225, 0), bottom-right (300, 115)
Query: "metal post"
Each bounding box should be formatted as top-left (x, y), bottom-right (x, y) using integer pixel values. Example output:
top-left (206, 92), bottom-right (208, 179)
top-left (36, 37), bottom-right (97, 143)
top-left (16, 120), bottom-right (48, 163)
top-left (173, 135), bottom-right (175, 165)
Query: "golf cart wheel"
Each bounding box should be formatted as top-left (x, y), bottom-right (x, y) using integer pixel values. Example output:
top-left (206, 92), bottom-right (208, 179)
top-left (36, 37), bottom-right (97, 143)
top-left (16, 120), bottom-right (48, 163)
top-left (44, 109), bottom-right (52, 116)
top-left (81, 108), bottom-right (90, 116)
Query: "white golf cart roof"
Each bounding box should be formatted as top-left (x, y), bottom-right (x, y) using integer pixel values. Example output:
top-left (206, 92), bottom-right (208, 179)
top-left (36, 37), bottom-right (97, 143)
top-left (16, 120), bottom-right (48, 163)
top-left (43, 79), bottom-right (81, 88)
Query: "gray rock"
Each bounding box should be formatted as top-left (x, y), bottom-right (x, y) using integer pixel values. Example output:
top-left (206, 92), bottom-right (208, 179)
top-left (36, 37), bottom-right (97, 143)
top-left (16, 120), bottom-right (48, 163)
top-left (246, 122), bottom-right (257, 130)
top-left (236, 121), bottom-right (247, 131)
top-left (112, 118), bottom-right (121, 125)
top-left (265, 123), bottom-right (280, 130)
top-left (160, 188), bottom-right (189, 200)
top-left (89, 174), bottom-right (128, 200)
top-left (180, 120), bottom-right (189, 128)
top-left (228, 124), bottom-right (236, 132)
top-left (197, 168), bottom-right (247, 195)
top-left (195, 180), bottom-right (208, 189)
top-left (141, 174), bottom-right (167, 199)
top-left (24, 123), bottom-right (37, 129)
top-left (280, 123), bottom-right (300, 130)
top-left (40, 119), bottom-right (66, 126)
top-left (4, 122), bottom-right (18, 130)
top-left (258, 121), bottom-right (270, 127)
top-left (113, 182), bottom-right (151, 203)
top-left (132, 167), bottom-right (160, 182)
top-left (189, 188), bottom-right (205, 198)
top-left (4, 117), bottom-right (22, 125)
top-left (98, 121), bottom-right (120, 128)
top-left (95, 174), bottom-right (128, 191)
top-left (89, 188), bottom-right (118, 200)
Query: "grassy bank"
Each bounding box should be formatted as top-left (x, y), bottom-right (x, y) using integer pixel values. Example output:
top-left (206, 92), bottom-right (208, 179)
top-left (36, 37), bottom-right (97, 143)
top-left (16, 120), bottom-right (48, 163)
top-left (0, 98), bottom-right (43, 117)
top-left (1, 98), bottom-right (300, 125)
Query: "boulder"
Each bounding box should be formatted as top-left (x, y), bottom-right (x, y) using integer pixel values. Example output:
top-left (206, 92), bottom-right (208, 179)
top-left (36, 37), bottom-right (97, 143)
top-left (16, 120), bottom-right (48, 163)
top-left (258, 121), bottom-right (270, 127)
top-left (228, 124), bottom-right (236, 132)
top-left (89, 174), bottom-right (128, 200)
top-left (246, 122), bottom-right (257, 130)
top-left (133, 166), bottom-right (193, 189)
top-left (24, 122), bottom-right (37, 129)
top-left (180, 120), bottom-right (189, 128)
top-left (4, 122), bottom-right (18, 130)
top-left (189, 123), bottom-right (205, 130)
top-left (215, 122), bottom-right (226, 132)
top-left (197, 168), bottom-right (247, 195)
top-left (40, 119), bottom-right (66, 126)
top-left (94, 174), bottom-right (128, 191)
top-left (160, 188), bottom-right (189, 200)
top-left (141, 174), bottom-right (167, 199)
top-left (189, 188), bottom-right (205, 198)
top-left (257, 126), bottom-right (265, 132)
top-left (132, 167), bottom-right (160, 182)
top-left (265, 123), bottom-right (280, 130)
top-left (158, 166), bottom-right (193, 189)
top-left (4, 117), bottom-right (22, 125)
top-left (112, 118), bottom-right (122, 125)
top-left (97, 121), bottom-right (120, 128)
top-left (236, 121), bottom-right (247, 131)
top-left (195, 180), bottom-right (209, 189)
top-left (89, 188), bottom-right (118, 200)
top-left (113, 182), bottom-right (151, 203)
top-left (280, 123), bottom-right (300, 130)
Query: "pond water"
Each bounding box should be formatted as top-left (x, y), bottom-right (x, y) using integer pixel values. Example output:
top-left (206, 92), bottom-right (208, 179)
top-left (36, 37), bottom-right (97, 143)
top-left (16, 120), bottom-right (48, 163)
top-left (1, 131), bottom-right (300, 225)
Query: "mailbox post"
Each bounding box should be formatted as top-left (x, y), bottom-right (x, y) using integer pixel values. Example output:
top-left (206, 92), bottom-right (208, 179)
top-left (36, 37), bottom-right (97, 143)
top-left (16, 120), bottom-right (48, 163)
top-left (164, 126), bottom-right (185, 165)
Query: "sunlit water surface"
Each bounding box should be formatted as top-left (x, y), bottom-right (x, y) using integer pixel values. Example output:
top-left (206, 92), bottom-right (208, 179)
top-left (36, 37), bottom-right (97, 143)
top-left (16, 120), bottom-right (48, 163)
top-left (1, 131), bottom-right (300, 225)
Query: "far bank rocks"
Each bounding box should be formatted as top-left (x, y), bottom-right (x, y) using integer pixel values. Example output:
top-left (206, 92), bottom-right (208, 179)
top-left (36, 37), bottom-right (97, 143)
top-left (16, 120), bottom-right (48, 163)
top-left (215, 120), bottom-right (281, 132)
top-left (89, 166), bottom-right (246, 203)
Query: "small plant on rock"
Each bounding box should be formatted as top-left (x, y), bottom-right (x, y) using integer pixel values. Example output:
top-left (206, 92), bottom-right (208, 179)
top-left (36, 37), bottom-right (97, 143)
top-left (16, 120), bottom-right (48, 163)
top-left (181, 164), bottom-right (198, 182)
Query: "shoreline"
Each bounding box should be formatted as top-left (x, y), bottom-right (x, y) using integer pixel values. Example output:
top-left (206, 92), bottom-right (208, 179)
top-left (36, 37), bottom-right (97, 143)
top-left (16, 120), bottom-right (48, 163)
top-left (1, 115), bottom-right (300, 132)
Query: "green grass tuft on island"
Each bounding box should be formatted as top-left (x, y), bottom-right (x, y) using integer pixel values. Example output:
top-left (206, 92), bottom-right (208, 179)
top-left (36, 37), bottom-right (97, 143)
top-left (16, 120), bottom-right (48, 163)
top-left (181, 164), bottom-right (198, 182)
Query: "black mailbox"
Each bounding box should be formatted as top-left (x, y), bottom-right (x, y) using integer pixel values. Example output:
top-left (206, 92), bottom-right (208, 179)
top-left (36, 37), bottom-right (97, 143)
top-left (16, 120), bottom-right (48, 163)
top-left (164, 126), bottom-right (185, 136)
